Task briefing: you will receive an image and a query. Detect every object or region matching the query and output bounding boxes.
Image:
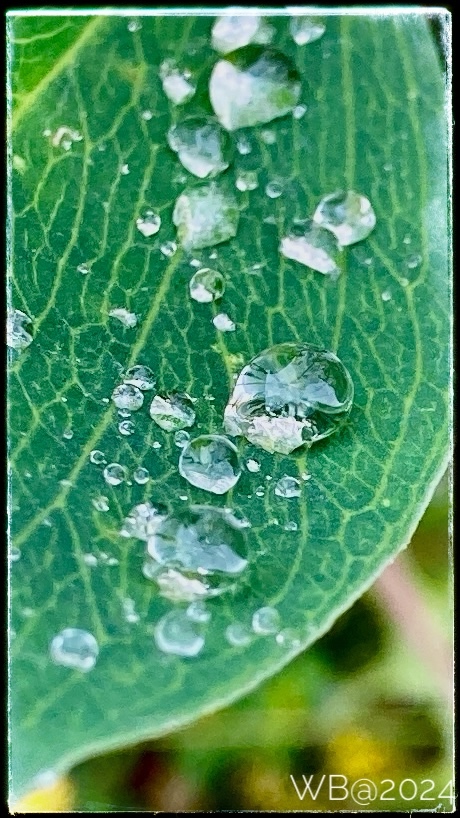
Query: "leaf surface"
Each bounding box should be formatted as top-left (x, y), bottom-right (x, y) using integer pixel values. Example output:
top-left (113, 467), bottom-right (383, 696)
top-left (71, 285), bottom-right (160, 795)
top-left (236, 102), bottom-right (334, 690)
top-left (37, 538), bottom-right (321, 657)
top-left (7, 11), bottom-right (450, 798)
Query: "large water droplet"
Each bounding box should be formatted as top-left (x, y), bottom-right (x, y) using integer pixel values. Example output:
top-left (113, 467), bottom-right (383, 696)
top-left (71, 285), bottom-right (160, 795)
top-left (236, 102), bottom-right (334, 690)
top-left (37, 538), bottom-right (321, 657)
top-left (150, 393), bottom-right (196, 431)
top-left (160, 59), bottom-right (196, 105)
top-left (280, 219), bottom-right (340, 276)
top-left (120, 501), bottom-right (167, 540)
top-left (7, 308), bottom-right (33, 350)
top-left (289, 16), bottom-right (326, 45)
top-left (133, 466), bottom-right (150, 485)
top-left (224, 342), bottom-right (354, 454)
top-left (179, 435), bottom-right (241, 494)
top-left (50, 628), bottom-right (99, 671)
top-left (103, 463), bottom-right (127, 486)
top-left (252, 605), bottom-right (281, 634)
top-left (154, 610), bottom-right (204, 657)
top-left (167, 117), bottom-right (233, 179)
top-left (211, 13), bottom-right (274, 54)
top-left (111, 383), bottom-right (144, 411)
top-left (173, 182), bottom-right (239, 250)
top-left (189, 267), bottom-right (225, 303)
top-left (123, 364), bottom-right (156, 391)
top-left (210, 46), bottom-right (301, 131)
top-left (313, 190), bottom-right (376, 247)
top-left (136, 208), bottom-right (161, 238)
top-left (274, 475), bottom-right (301, 498)
top-left (148, 505), bottom-right (248, 597)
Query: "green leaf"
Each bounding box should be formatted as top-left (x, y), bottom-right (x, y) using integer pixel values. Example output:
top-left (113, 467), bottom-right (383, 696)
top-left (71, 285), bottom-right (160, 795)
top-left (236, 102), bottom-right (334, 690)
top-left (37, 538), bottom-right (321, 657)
top-left (7, 11), bottom-right (450, 799)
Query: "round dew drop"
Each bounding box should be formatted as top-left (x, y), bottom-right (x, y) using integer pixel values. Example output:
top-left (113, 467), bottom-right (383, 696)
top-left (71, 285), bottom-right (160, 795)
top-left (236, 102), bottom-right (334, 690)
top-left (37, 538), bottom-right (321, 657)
top-left (123, 365), bottom-right (156, 391)
top-left (189, 268), bottom-right (225, 303)
top-left (173, 181), bottom-right (239, 251)
top-left (103, 463), bottom-right (127, 486)
top-left (252, 606), bottom-right (281, 635)
top-left (133, 466), bottom-right (149, 485)
top-left (136, 209), bottom-right (161, 238)
top-left (90, 450), bottom-right (106, 465)
top-left (275, 475), bottom-right (301, 499)
top-left (154, 610), bottom-right (205, 657)
top-left (7, 308), bottom-right (33, 351)
top-left (289, 16), bottom-right (326, 46)
top-left (150, 393), bottom-right (196, 432)
top-left (111, 384), bottom-right (144, 411)
top-left (179, 434), bottom-right (241, 494)
top-left (118, 419), bottom-right (135, 436)
top-left (167, 116), bottom-right (233, 179)
top-left (50, 628), bottom-right (99, 672)
top-left (225, 622), bottom-right (252, 647)
top-left (186, 600), bottom-right (211, 623)
top-left (312, 190), bottom-right (376, 247)
top-left (280, 219), bottom-right (340, 276)
top-left (174, 430), bottom-right (191, 448)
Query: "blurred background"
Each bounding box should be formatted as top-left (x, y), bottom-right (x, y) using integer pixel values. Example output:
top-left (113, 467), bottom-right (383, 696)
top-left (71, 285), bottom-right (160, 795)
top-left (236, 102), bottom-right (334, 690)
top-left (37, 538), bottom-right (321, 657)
top-left (18, 470), bottom-right (453, 812)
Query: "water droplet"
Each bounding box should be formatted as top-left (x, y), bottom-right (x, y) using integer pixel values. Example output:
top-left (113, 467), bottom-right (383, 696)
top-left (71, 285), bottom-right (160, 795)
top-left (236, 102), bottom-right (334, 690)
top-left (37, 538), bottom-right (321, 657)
top-left (83, 553), bottom-right (98, 566)
top-left (122, 597), bottom-right (140, 623)
top-left (407, 253), bottom-right (422, 269)
top-left (133, 466), bottom-right (150, 485)
top-left (401, 277), bottom-right (409, 287)
top-left (225, 622), bottom-right (252, 646)
top-left (118, 408), bottom-right (132, 419)
top-left (7, 309), bottom-right (33, 350)
top-left (213, 312), bottom-right (236, 332)
top-left (173, 181), bottom-right (239, 250)
top-left (293, 104), bottom-right (307, 119)
top-left (381, 290), bottom-right (392, 302)
top-left (382, 498), bottom-right (391, 507)
top-left (148, 505), bottom-right (248, 597)
top-left (149, 393), bottom-right (196, 432)
top-left (77, 262), bottom-right (90, 275)
top-left (62, 429), bottom-right (73, 440)
top-left (275, 628), bottom-right (301, 649)
top-left (284, 520), bottom-right (298, 531)
top-left (235, 170), bottom-right (259, 191)
top-left (255, 485), bottom-right (265, 497)
top-left (141, 109), bottom-right (153, 121)
top-left (118, 419), bottom-right (135, 436)
top-left (236, 134), bottom-right (252, 155)
top-left (224, 342), bottom-right (354, 454)
top-left (179, 435), bottom-right (241, 494)
top-left (13, 154), bottom-right (26, 173)
top-left (383, 162), bottom-right (393, 172)
top-left (103, 463), bottom-right (127, 486)
top-left (127, 19), bottom-right (142, 32)
top-left (289, 16), bottom-right (325, 45)
top-left (167, 116), bottom-right (233, 179)
top-left (122, 364), bottom-right (156, 391)
top-left (121, 501), bottom-right (166, 540)
top-left (111, 383), bottom-right (144, 411)
top-left (174, 430), bottom-right (191, 448)
top-left (160, 240), bottom-right (177, 257)
top-left (246, 458), bottom-right (260, 473)
top-left (49, 126), bottom-right (83, 151)
top-left (189, 267), bottom-right (226, 303)
top-left (50, 628), bottom-right (99, 671)
top-left (136, 208), bottom-right (161, 238)
top-left (313, 190), bottom-right (376, 247)
top-left (209, 47), bottom-right (301, 131)
top-left (280, 219), bottom-right (340, 276)
top-left (92, 495), bottom-right (110, 511)
top-left (275, 475), bottom-right (301, 498)
top-left (301, 471), bottom-right (311, 481)
top-left (152, 440), bottom-right (162, 449)
top-left (90, 450), bottom-right (106, 465)
top-left (9, 546), bottom-right (21, 562)
top-left (186, 600), bottom-right (211, 623)
top-left (154, 610), bottom-right (204, 657)
top-left (252, 606), bottom-right (281, 635)
top-left (403, 234), bottom-right (411, 245)
top-left (160, 59), bottom-right (196, 105)
top-left (212, 13), bottom-right (274, 54)
top-left (265, 180), bottom-right (284, 199)
top-left (120, 163), bottom-right (130, 175)
top-left (109, 308), bottom-right (138, 328)
top-left (260, 129), bottom-right (277, 144)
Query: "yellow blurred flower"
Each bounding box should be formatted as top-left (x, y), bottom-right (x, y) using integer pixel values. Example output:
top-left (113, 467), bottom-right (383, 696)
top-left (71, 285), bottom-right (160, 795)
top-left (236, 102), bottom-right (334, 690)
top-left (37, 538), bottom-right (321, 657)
top-left (326, 730), bottom-right (396, 779)
top-left (12, 776), bottom-right (75, 813)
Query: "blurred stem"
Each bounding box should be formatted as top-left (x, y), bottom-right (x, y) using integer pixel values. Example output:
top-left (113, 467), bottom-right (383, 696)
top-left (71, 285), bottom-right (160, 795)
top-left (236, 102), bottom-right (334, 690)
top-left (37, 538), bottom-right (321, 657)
top-left (373, 555), bottom-right (453, 708)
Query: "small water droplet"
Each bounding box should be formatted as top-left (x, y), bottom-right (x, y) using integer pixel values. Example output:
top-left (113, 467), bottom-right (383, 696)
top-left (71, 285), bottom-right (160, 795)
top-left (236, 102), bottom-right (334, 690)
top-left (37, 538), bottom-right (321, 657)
top-left (187, 600), bottom-right (211, 623)
top-left (160, 240), bottom-right (177, 257)
top-left (9, 546), bottom-right (21, 562)
top-left (167, 116), bottom-right (233, 179)
top-left (92, 495), bottom-right (110, 511)
top-left (62, 429), bottom-right (73, 440)
top-left (235, 170), bottom-right (259, 191)
top-left (111, 383), bottom-right (144, 411)
top-left (154, 610), bottom-right (205, 657)
top-left (301, 472), bottom-right (311, 481)
top-left (406, 253), bottom-right (422, 269)
top-left (189, 268), bottom-right (225, 303)
top-left (109, 308), bottom-right (138, 328)
top-left (265, 180), bottom-right (284, 199)
top-left (255, 485), bottom-right (265, 497)
top-left (83, 553), bottom-right (98, 566)
top-left (313, 190), bottom-right (376, 247)
top-left (260, 129), bottom-right (277, 144)
top-left (246, 458), bottom-right (260, 473)
top-left (136, 208), bottom-right (161, 238)
top-left (403, 234), bottom-right (412, 245)
top-left (7, 309), bottom-right (33, 351)
top-left (211, 13), bottom-right (274, 54)
top-left (293, 104), bottom-right (307, 119)
top-left (289, 16), bottom-right (325, 46)
top-left (152, 441), bottom-right (162, 449)
top-left (50, 628), bottom-right (99, 671)
top-left (160, 59), bottom-right (196, 105)
top-left (382, 498), bottom-right (391, 507)
top-left (209, 47), bottom-right (301, 131)
top-left (150, 393), bottom-right (196, 432)
top-left (236, 134), bottom-right (252, 155)
top-left (225, 622), bottom-right (252, 646)
top-left (103, 463), bottom-right (127, 486)
top-left (173, 181), bottom-right (239, 250)
top-left (118, 419), bottom-right (135, 436)
top-left (224, 342), bottom-right (354, 454)
top-left (381, 290), bottom-right (392, 302)
top-left (77, 262), bottom-right (90, 275)
top-left (90, 450), bottom-right (106, 465)
top-left (280, 219), bottom-right (340, 276)
top-left (127, 19), bottom-right (142, 32)
top-left (120, 501), bottom-right (166, 540)
top-left (401, 277), bottom-right (409, 287)
top-left (120, 163), bottom-right (130, 175)
top-left (213, 312), bottom-right (236, 332)
top-left (275, 628), bottom-right (301, 649)
top-left (174, 430), bottom-right (191, 448)
top-left (118, 408), bottom-right (132, 419)
top-left (284, 520), bottom-right (298, 531)
top-left (275, 475), bottom-right (301, 498)
top-left (133, 466), bottom-right (150, 485)
top-left (123, 364), bottom-right (156, 391)
top-left (179, 435), bottom-right (241, 494)
top-left (141, 109), bottom-right (153, 121)
top-left (49, 126), bottom-right (83, 151)
top-left (252, 606), bottom-right (281, 635)
top-left (122, 597), bottom-right (140, 623)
